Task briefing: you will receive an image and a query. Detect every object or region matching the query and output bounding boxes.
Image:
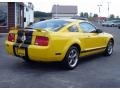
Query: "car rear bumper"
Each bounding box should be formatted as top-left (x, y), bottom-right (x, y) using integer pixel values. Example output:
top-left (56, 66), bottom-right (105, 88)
top-left (5, 41), bottom-right (64, 62)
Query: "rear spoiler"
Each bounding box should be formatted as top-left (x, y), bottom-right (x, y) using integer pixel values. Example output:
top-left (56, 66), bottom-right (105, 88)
top-left (10, 26), bottom-right (49, 33)
top-left (34, 28), bottom-right (49, 32)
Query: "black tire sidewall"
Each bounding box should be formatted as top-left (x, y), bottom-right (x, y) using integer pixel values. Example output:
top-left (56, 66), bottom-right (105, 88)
top-left (62, 46), bottom-right (79, 70)
top-left (104, 40), bottom-right (113, 56)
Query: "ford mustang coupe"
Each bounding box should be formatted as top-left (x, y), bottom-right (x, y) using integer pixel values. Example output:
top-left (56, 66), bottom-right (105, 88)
top-left (5, 19), bottom-right (114, 69)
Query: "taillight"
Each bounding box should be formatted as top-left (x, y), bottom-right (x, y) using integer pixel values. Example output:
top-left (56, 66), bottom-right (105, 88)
top-left (8, 33), bottom-right (15, 42)
top-left (35, 36), bottom-right (49, 46)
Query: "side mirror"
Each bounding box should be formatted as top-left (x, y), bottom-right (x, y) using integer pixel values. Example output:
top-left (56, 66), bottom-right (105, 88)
top-left (96, 29), bottom-right (103, 33)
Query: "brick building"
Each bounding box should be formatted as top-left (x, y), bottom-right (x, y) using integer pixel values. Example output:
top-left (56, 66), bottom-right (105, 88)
top-left (0, 2), bottom-right (34, 33)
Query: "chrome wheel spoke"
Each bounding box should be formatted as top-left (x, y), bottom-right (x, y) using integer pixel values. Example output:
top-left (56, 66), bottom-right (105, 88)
top-left (107, 42), bottom-right (113, 54)
top-left (69, 58), bottom-right (73, 65)
top-left (73, 53), bottom-right (77, 58)
top-left (68, 49), bottom-right (79, 67)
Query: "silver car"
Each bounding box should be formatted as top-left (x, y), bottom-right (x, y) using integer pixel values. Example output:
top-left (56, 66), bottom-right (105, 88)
top-left (102, 20), bottom-right (120, 27)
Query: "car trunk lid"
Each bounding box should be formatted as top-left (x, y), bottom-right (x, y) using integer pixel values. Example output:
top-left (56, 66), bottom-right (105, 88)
top-left (15, 28), bottom-right (50, 46)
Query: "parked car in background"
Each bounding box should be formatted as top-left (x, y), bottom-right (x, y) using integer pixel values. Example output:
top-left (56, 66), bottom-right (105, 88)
top-left (110, 20), bottom-right (120, 27)
top-left (102, 20), bottom-right (120, 27)
top-left (5, 19), bottom-right (114, 69)
top-left (118, 24), bottom-right (120, 29)
top-left (102, 21), bottom-right (112, 27)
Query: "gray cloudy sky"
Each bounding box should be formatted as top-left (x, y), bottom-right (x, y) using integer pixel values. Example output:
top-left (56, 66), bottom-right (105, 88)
top-left (31, 0), bottom-right (120, 17)
top-left (1, 0), bottom-right (120, 17)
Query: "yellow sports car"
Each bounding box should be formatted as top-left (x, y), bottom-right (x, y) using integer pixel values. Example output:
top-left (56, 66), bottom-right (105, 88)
top-left (5, 19), bottom-right (114, 69)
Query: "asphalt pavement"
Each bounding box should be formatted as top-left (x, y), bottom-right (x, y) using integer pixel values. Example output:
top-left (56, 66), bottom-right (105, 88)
top-left (0, 23), bottom-right (120, 88)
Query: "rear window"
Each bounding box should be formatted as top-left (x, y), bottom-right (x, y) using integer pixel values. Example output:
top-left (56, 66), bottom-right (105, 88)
top-left (28, 19), bottom-right (70, 31)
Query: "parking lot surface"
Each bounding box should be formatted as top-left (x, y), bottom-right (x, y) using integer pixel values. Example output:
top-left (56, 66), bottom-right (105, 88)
top-left (0, 23), bottom-right (120, 88)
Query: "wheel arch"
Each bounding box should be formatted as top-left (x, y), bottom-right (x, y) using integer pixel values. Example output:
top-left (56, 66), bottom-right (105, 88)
top-left (61, 39), bottom-right (83, 61)
top-left (69, 43), bottom-right (81, 54)
top-left (63, 42), bottom-right (82, 57)
top-left (110, 38), bottom-right (114, 45)
top-left (107, 38), bottom-right (114, 46)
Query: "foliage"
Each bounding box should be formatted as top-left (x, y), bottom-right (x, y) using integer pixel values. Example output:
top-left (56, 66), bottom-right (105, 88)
top-left (109, 14), bottom-right (115, 19)
top-left (34, 11), bottom-right (52, 18)
top-left (93, 14), bottom-right (98, 18)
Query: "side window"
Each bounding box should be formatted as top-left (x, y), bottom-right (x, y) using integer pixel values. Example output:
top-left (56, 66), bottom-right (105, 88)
top-left (79, 22), bottom-right (96, 33)
top-left (68, 25), bottom-right (79, 32)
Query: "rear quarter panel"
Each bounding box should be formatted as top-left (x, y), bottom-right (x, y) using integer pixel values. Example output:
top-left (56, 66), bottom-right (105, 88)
top-left (50, 31), bottom-right (83, 60)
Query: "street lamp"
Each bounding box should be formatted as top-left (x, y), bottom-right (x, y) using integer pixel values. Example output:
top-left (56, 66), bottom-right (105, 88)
top-left (107, 2), bottom-right (111, 18)
top-left (97, 4), bottom-right (102, 23)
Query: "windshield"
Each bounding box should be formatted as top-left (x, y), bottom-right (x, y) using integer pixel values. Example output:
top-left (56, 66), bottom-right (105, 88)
top-left (28, 19), bottom-right (70, 31)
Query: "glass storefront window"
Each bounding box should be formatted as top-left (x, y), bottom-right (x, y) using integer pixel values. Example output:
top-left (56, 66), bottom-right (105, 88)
top-left (16, 3), bottom-right (24, 28)
top-left (0, 2), bottom-right (8, 26)
top-left (16, 3), bottom-right (20, 26)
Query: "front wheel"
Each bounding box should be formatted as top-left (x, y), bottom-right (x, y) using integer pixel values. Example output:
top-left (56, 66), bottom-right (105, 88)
top-left (104, 40), bottom-right (114, 56)
top-left (62, 46), bottom-right (79, 70)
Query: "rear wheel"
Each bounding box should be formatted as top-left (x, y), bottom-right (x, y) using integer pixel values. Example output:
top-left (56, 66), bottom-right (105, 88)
top-left (62, 46), bottom-right (79, 70)
top-left (104, 40), bottom-right (114, 56)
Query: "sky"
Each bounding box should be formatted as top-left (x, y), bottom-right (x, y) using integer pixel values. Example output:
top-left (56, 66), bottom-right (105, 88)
top-left (1, 0), bottom-right (120, 17)
top-left (30, 0), bottom-right (120, 17)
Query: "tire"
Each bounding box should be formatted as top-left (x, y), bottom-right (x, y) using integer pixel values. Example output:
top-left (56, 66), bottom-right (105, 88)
top-left (111, 24), bottom-right (114, 27)
top-left (104, 40), bottom-right (114, 56)
top-left (62, 46), bottom-right (80, 70)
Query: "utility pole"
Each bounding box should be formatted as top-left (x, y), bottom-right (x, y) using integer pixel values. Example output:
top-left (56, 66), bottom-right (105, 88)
top-left (107, 2), bottom-right (111, 18)
top-left (97, 4), bottom-right (102, 24)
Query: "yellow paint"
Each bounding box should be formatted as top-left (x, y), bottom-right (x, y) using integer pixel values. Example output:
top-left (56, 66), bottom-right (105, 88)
top-left (5, 20), bottom-right (114, 62)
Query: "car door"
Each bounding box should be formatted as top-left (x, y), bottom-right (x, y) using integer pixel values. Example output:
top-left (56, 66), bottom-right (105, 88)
top-left (79, 22), bottom-right (106, 51)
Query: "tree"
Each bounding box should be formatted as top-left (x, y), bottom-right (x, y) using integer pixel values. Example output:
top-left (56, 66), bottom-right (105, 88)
top-left (89, 13), bottom-right (92, 17)
top-left (109, 14), bottom-right (115, 19)
top-left (116, 16), bottom-right (119, 19)
top-left (84, 12), bottom-right (89, 18)
top-left (93, 14), bottom-right (98, 18)
top-left (34, 11), bottom-right (52, 18)
top-left (80, 12), bottom-right (84, 17)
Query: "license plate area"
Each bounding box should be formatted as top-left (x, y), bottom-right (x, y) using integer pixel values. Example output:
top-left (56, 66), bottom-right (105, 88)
top-left (15, 48), bottom-right (25, 57)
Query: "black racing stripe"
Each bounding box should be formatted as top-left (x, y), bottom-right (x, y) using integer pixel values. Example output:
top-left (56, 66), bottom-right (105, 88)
top-left (16, 30), bottom-right (33, 44)
top-left (13, 44), bottom-right (29, 59)
top-left (13, 43), bottom-right (21, 56)
top-left (81, 47), bottom-right (106, 53)
top-left (13, 30), bottom-right (33, 59)
top-left (24, 31), bottom-right (33, 44)
top-left (16, 30), bottom-right (24, 43)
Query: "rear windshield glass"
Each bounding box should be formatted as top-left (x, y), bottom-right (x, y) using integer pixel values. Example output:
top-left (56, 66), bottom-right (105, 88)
top-left (28, 19), bottom-right (70, 31)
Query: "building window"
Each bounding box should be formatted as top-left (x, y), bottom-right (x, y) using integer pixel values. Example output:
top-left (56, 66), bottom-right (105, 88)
top-left (16, 3), bottom-right (20, 27)
top-left (0, 2), bottom-right (8, 26)
top-left (15, 3), bottom-right (24, 28)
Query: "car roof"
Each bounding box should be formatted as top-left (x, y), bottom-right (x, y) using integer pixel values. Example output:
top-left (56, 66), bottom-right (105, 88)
top-left (51, 18), bottom-right (84, 23)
